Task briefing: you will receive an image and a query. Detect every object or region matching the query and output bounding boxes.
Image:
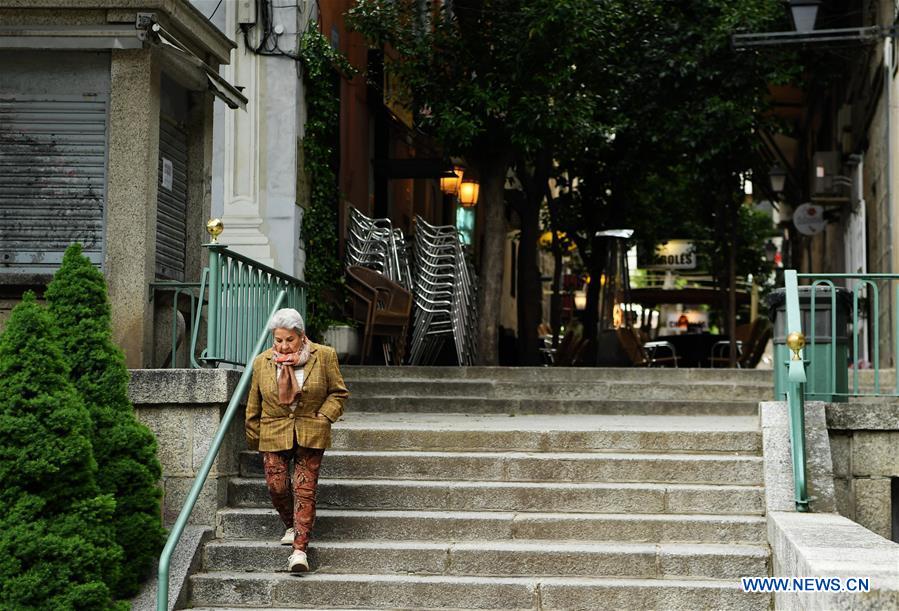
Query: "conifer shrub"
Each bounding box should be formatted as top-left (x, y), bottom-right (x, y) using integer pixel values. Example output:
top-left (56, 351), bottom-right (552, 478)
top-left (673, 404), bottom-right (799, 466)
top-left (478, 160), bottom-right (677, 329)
top-left (45, 244), bottom-right (166, 598)
top-left (0, 293), bottom-right (126, 610)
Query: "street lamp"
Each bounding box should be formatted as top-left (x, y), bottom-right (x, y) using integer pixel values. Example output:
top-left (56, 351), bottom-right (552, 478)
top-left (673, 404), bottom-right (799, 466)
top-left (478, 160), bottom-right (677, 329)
top-left (769, 165), bottom-right (787, 194)
top-left (459, 179), bottom-right (480, 207)
top-left (440, 166), bottom-right (464, 195)
top-left (789, 0), bottom-right (821, 33)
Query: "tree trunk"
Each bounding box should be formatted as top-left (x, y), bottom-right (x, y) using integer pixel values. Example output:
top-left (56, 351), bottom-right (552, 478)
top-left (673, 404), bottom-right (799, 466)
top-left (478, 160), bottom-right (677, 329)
top-left (515, 154), bottom-right (551, 367)
top-left (517, 199), bottom-right (541, 366)
top-left (584, 237), bottom-right (606, 343)
top-left (475, 153), bottom-right (512, 365)
top-left (546, 185), bottom-right (563, 350)
top-left (729, 203), bottom-right (738, 368)
top-left (550, 232), bottom-right (563, 350)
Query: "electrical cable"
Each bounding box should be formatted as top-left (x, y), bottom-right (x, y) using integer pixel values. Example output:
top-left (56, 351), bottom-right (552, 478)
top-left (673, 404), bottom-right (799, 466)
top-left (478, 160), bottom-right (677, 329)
top-left (208, 0), bottom-right (223, 20)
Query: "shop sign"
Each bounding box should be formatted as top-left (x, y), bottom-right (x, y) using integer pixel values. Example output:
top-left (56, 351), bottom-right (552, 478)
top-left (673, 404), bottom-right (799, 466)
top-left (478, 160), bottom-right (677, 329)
top-left (645, 240), bottom-right (697, 270)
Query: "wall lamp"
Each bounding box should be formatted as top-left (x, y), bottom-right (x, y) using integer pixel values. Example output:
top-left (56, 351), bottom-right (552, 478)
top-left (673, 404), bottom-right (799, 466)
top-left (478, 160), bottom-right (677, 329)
top-left (733, 0), bottom-right (899, 49)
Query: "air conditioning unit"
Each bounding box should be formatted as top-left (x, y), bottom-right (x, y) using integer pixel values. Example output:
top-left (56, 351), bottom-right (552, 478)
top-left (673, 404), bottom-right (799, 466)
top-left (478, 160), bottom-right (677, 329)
top-left (812, 151), bottom-right (850, 200)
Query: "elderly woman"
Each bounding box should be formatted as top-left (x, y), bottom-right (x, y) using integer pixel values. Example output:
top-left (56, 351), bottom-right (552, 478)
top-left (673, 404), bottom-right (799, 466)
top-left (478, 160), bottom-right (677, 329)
top-left (245, 308), bottom-right (349, 572)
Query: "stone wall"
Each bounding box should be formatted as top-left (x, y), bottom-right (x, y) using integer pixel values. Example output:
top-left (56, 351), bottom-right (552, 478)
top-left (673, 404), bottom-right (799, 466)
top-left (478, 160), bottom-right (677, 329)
top-left (129, 369), bottom-right (245, 526)
top-left (828, 402), bottom-right (899, 540)
top-left (762, 400), bottom-right (899, 610)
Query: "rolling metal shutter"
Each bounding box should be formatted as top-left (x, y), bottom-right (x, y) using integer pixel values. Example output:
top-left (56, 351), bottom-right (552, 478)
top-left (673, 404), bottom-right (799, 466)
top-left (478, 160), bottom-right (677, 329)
top-left (155, 115), bottom-right (189, 281)
top-left (0, 95), bottom-right (107, 272)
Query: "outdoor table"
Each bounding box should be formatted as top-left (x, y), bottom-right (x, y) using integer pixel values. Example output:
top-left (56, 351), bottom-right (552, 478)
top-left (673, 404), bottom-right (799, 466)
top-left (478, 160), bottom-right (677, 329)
top-left (662, 333), bottom-right (730, 367)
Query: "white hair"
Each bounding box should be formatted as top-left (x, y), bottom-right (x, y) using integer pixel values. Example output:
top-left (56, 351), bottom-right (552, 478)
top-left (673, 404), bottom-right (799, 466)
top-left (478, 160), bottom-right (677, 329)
top-left (267, 308), bottom-right (305, 334)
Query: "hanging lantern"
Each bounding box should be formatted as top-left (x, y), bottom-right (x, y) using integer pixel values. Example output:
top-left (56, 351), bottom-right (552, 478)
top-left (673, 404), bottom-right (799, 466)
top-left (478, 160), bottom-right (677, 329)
top-left (459, 179), bottom-right (480, 207)
top-left (440, 166), bottom-right (464, 195)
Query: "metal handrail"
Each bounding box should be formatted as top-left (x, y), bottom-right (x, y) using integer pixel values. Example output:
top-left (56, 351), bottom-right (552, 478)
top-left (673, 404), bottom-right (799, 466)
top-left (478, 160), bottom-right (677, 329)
top-left (784, 270), bottom-right (810, 512)
top-left (156, 291), bottom-right (286, 610)
top-left (149, 281), bottom-right (204, 369)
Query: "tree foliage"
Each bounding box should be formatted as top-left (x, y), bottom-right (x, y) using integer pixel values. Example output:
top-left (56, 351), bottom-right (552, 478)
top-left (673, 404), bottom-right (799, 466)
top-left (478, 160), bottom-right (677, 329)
top-left (0, 293), bottom-right (126, 610)
top-left (546, 0), bottom-right (792, 342)
top-left (349, 0), bottom-right (794, 361)
top-left (43, 244), bottom-right (166, 598)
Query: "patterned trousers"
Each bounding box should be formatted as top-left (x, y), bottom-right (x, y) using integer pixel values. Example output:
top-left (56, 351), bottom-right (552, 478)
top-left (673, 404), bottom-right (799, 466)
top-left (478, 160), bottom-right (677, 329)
top-left (261, 446), bottom-right (325, 551)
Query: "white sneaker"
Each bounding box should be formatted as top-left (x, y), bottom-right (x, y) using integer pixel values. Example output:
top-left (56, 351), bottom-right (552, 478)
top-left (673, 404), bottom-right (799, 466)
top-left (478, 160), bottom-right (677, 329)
top-left (288, 549), bottom-right (309, 572)
top-left (280, 527), bottom-right (295, 545)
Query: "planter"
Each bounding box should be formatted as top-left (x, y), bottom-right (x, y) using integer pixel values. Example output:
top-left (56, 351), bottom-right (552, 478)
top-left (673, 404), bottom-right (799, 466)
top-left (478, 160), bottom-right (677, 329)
top-left (321, 325), bottom-right (361, 362)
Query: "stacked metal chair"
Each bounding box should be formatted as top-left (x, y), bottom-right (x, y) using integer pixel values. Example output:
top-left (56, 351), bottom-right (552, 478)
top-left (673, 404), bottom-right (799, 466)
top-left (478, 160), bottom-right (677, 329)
top-left (408, 216), bottom-right (479, 366)
top-left (345, 206), bottom-right (412, 290)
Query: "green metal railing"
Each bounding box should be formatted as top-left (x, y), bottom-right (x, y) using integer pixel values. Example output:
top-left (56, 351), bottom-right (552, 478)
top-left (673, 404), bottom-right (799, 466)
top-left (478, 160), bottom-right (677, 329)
top-left (782, 270), bottom-right (899, 511)
top-left (150, 242), bottom-right (306, 369)
top-left (794, 272), bottom-right (897, 398)
top-left (204, 243), bottom-right (307, 367)
top-left (149, 281), bottom-right (205, 368)
top-left (155, 291), bottom-right (286, 611)
top-left (783, 270), bottom-right (810, 512)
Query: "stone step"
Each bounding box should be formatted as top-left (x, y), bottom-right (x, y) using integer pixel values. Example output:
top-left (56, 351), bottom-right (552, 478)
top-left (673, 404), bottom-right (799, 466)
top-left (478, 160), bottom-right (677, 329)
top-left (217, 508), bottom-right (769, 544)
top-left (239, 449), bottom-right (764, 485)
top-left (347, 396), bottom-right (761, 416)
top-left (346, 379), bottom-right (770, 402)
top-left (228, 478), bottom-right (765, 515)
top-left (189, 572), bottom-right (770, 610)
top-left (343, 365), bottom-right (772, 385)
top-left (202, 539), bottom-right (768, 580)
top-left (330, 413), bottom-right (762, 453)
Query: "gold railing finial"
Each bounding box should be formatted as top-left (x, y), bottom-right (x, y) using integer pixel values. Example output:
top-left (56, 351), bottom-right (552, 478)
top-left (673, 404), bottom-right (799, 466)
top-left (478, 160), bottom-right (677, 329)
top-left (786, 331), bottom-right (806, 361)
top-left (206, 218), bottom-right (224, 243)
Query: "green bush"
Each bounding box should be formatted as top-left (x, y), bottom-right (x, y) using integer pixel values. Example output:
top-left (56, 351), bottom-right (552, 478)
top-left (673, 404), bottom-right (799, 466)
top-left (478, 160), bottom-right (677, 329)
top-left (0, 293), bottom-right (126, 610)
top-left (45, 244), bottom-right (166, 598)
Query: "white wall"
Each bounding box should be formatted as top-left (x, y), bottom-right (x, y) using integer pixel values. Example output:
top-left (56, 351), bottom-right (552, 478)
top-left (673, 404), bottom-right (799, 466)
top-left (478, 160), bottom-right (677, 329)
top-left (192, 0), bottom-right (309, 278)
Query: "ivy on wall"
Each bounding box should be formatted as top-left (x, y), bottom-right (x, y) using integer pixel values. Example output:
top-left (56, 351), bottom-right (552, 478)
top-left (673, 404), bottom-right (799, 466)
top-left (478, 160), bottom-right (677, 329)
top-left (298, 24), bottom-right (355, 337)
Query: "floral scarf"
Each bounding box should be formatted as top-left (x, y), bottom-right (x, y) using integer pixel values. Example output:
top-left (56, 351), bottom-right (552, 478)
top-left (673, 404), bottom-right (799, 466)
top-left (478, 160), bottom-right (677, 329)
top-left (273, 337), bottom-right (311, 406)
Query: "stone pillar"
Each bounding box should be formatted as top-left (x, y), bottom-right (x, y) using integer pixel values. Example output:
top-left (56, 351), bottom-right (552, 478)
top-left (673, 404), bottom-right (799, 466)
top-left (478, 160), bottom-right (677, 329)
top-left (107, 48), bottom-right (161, 368)
top-left (217, 3), bottom-right (274, 267)
top-left (129, 369), bottom-right (244, 526)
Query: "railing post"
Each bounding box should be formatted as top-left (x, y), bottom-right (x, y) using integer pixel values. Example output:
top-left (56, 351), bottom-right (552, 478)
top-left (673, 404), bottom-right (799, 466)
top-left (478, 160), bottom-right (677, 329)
top-left (205, 242), bottom-right (224, 363)
top-left (785, 270), bottom-right (810, 512)
top-left (788, 379), bottom-right (810, 512)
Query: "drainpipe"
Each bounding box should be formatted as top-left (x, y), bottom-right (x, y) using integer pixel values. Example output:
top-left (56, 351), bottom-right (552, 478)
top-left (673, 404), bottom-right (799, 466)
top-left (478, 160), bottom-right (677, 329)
top-left (885, 35), bottom-right (893, 276)
top-left (884, 34), bottom-right (894, 368)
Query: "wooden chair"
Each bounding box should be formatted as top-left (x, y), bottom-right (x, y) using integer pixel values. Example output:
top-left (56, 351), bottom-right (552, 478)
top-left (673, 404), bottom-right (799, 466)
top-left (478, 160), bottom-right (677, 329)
top-left (345, 266), bottom-right (412, 365)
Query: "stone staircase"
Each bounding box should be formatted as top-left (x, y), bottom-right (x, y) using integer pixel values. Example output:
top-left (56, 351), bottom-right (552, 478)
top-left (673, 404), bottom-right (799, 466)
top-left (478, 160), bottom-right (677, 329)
top-left (189, 367), bottom-right (773, 610)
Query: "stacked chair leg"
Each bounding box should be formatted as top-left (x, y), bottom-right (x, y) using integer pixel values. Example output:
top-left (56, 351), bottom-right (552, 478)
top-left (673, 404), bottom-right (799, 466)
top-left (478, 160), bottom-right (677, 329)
top-left (408, 216), bottom-right (479, 366)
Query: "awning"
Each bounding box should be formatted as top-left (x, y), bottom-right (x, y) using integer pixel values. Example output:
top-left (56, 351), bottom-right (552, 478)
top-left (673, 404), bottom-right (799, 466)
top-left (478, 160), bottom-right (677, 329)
top-left (0, 24), bottom-right (144, 50)
top-left (629, 287), bottom-right (751, 307)
top-left (151, 23), bottom-right (247, 111)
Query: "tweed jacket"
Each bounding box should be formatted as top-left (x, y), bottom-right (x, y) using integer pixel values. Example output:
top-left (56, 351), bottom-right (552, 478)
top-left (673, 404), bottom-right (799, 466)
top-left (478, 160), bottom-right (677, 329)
top-left (245, 343), bottom-right (349, 451)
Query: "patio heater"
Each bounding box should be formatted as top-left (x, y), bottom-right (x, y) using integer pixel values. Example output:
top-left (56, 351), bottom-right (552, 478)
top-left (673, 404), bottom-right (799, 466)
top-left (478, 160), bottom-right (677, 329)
top-left (595, 229), bottom-right (635, 365)
top-left (596, 229), bottom-right (634, 330)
